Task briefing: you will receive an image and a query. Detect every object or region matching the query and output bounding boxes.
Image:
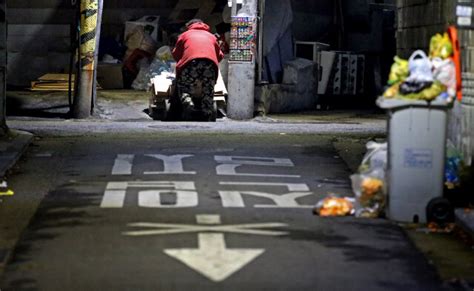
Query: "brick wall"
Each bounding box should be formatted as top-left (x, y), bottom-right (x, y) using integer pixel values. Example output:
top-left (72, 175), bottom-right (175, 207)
top-left (396, 0), bottom-right (456, 58)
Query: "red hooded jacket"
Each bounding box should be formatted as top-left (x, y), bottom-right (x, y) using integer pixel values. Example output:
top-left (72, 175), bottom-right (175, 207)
top-left (172, 22), bottom-right (224, 79)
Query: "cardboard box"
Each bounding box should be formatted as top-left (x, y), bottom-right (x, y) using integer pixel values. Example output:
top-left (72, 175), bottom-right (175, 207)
top-left (97, 63), bottom-right (123, 89)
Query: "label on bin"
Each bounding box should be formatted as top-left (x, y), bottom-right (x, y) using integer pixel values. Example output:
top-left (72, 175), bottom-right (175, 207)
top-left (404, 149), bottom-right (433, 169)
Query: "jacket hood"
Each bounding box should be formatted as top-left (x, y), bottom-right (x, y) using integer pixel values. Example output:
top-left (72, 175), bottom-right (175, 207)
top-left (187, 22), bottom-right (211, 32)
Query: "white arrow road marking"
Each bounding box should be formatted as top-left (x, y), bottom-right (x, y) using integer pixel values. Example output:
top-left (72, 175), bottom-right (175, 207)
top-left (164, 233), bottom-right (265, 282)
top-left (123, 215), bottom-right (289, 282)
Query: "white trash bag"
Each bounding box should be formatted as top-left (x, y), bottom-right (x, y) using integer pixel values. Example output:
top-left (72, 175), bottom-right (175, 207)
top-left (358, 141), bottom-right (387, 175)
top-left (406, 50), bottom-right (433, 83)
top-left (432, 57), bottom-right (456, 96)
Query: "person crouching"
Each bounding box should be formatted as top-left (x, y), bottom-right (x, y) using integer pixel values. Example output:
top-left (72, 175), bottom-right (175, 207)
top-left (172, 19), bottom-right (224, 121)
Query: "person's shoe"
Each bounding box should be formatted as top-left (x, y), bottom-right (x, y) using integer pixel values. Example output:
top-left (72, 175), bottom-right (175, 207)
top-left (182, 95), bottom-right (195, 109)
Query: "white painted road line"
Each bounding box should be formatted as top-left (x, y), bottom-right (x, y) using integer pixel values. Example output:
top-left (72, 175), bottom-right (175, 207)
top-left (112, 154), bottom-right (135, 175)
top-left (215, 156), bottom-right (301, 178)
top-left (219, 191), bottom-right (314, 208)
top-left (219, 182), bottom-right (310, 191)
top-left (101, 181), bottom-right (197, 208)
top-left (196, 214), bottom-right (221, 225)
top-left (144, 154), bottom-right (197, 175)
top-left (123, 222), bottom-right (289, 236)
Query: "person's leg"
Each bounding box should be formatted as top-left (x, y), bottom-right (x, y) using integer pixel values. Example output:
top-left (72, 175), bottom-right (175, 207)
top-left (198, 60), bottom-right (217, 119)
top-left (177, 63), bottom-right (197, 110)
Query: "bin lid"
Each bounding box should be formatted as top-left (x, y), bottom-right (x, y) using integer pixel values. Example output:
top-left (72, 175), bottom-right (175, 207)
top-left (376, 97), bottom-right (452, 110)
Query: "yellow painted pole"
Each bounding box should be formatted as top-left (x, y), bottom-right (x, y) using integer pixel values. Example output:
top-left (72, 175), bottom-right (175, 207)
top-left (73, 0), bottom-right (99, 118)
top-left (80, 0), bottom-right (98, 71)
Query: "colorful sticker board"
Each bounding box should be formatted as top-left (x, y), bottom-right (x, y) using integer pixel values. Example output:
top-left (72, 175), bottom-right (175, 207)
top-left (230, 16), bottom-right (256, 63)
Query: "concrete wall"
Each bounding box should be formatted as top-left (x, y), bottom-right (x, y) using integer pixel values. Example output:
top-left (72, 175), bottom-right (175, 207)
top-left (291, 0), bottom-right (333, 43)
top-left (1, 0), bottom-right (6, 134)
top-left (5, 0), bottom-right (74, 86)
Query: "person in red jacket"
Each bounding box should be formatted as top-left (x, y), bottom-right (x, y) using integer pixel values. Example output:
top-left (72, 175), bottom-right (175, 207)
top-left (172, 19), bottom-right (224, 120)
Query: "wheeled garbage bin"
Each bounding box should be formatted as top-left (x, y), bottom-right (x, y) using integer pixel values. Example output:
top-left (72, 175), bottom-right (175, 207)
top-left (377, 98), bottom-right (452, 223)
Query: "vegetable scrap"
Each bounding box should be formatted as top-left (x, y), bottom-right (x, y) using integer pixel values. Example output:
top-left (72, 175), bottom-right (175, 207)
top-left (313, 196), bottom-right (355, 217)
top-left (0, 181), bottom-right (14, 196)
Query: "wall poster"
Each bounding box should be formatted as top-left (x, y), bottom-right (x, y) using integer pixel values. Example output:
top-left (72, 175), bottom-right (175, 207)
top-left (229, 16), bottom-right (256, 63)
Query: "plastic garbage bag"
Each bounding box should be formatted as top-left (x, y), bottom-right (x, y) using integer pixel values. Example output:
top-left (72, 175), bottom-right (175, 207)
top-left (351, 174), bottom-right (385, 218)
top-left (155, 45), bottom-right (173, 62)
top-left (383, 82), bottom-right (401, 98)
top-left (388, 56), bottom-right (409, 85)
top-left (148, 59), bottom-right (172, 78)
top-left (400, 81), bottom-right (446, 101)
top-left (131, 58), bottom-right (151, 90)
top-left (351, 141), bottom-right (387, 218)
top-left (445, 140), bottom-right (462, 189)
top-left (406, 50), bottom-right (433, 83)
top-left (358, 141), bottom-right (387, 174)
top-left (432, 57), bottom-right (456, 97)
top-left (429, 33), bottom-right (453, 59)
top-left (399, 81), bottom-right (432, 95)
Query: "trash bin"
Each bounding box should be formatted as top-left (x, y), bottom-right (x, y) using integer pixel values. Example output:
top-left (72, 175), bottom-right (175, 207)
top-left (377, 98), bottom-right (451, 223)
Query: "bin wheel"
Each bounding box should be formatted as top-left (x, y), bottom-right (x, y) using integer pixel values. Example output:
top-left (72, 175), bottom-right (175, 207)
top-left (426, 197), bottom-right (454, 224)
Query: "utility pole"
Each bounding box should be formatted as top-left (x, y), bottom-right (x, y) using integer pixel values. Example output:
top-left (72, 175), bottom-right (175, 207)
top-left (72, 0), bottom-right (101, 118)
top-left (91, 0), bottom-right (103, 111)
top-left (0, 0), bottom-right (7, 135)
top-left (227, 0), bottom-right (258, 120)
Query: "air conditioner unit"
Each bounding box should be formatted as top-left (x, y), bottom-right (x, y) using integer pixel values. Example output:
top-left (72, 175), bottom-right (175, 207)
top-left (294, 41), bottom-right (329, 62)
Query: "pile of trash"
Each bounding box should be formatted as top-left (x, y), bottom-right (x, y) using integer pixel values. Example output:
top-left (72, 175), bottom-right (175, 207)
top-left (99, 15), bottom-right (231, 93)
top-left (383, 32), bottom-right (458, 103)
top-left (131, 45), bottom-right (176, 91)
top-left (445, 141), bottom-right (463, 190)
top-left (314, 142), bottom-right (388, 218)
top-left (313, 140), bottom-right (464, 218)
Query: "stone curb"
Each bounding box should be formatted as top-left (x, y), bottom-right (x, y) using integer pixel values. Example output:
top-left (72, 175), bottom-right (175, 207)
top-left (455, 208), bottom-right (474, 239)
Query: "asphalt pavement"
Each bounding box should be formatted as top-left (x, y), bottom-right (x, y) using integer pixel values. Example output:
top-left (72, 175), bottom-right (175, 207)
top-left (0, 133), bottom-right (444, 290)
top-left (0, 90), bottom-right (472, 289)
